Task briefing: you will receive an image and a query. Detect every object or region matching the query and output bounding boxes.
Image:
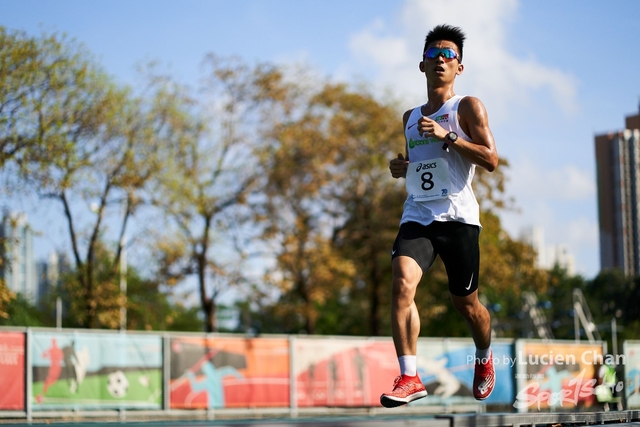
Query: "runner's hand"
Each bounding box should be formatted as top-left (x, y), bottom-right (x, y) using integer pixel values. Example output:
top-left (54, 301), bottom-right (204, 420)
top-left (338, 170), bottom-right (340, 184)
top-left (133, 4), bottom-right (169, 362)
top-left (390, 153), bottom-right (409, 179)
top-left (418, 116), bottom-right (446, 139)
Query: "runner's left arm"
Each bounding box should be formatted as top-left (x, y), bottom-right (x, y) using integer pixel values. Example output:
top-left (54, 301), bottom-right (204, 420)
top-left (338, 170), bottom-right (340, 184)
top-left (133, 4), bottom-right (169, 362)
top-left (452, 96), bottom-right (498, 172)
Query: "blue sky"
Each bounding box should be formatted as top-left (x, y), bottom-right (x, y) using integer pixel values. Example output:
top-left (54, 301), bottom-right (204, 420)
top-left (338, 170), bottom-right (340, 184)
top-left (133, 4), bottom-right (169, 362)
top-left (2, 0), bottom-right (640, 280)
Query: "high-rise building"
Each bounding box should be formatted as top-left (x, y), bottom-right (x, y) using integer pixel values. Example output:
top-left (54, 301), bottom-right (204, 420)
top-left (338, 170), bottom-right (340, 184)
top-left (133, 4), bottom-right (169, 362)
top-left (522, 225), bottom-right (546, 268)
top-left (521, 225), bottom-right (575, 275)
top-left (37, 251), bottom-right (60, 307)
top-left (595, 104), bottom-right (640, 275)
top-left (549, 244), bottom-right (575, 277)
top-left (0, 212), bottom-right (38, 304)
top-left (36, 250), bottom-right (71, 307)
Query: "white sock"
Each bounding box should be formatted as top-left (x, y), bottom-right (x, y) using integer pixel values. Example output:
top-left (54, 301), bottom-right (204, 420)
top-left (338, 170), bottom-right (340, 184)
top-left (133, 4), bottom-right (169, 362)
top-left (399, 355), bottom-right (417, 376)
top-left (475, 346), bottom-right (491, 362)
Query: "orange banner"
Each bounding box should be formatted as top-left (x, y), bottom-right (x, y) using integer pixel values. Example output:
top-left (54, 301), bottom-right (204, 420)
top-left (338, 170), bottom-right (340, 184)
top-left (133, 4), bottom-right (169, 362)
top-left (169, 336), bottom-right (290, 408)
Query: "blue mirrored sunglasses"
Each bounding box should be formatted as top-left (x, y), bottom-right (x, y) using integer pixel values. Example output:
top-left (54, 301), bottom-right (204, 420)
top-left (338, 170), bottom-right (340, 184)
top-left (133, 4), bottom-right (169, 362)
top-left (424, 47), bottom-right (460, 62)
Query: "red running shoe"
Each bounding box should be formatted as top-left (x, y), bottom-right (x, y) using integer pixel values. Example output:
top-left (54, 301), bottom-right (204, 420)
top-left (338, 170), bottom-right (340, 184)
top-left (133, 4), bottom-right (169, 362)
top-left (473, 350), bottom-right (495, 400)
top-left (380, 374), bottom-right (428, 408)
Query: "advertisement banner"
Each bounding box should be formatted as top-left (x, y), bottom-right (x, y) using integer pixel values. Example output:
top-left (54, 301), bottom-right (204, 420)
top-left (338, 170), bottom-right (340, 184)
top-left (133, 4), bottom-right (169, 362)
top-left (293, 337), bottom-right (397, 407)
top-left (169, 336), bottom-right (289, 408)
top-left (412, 338), bottom-right (514, 406)
top-left (31, 332), bottom-right (162, 410)
top-left (0, 331), bottom-right (25, 410)
top-left (624, 341), bottom-right (640, 408)
top-left (514, 340), bottom-right (607, 412)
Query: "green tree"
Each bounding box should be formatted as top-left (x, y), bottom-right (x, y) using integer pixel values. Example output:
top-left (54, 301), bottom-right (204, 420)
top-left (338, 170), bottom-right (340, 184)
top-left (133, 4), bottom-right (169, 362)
top-left (0, 281), bottom-right (13, 320)
top-left (147, 55), bottom-right (281, 332)
top-left (40, 81), bottom-right (180, 329)
top-left (255, 80), bottom-right (401, 334)
top-left (0, 27), bottom-right (96, 171)
top-left (34, 240), bottom-right (203, 331)
top-left (0, 27), bottom-right (96, 320)
top-left (584, 269), bottom-right (640, 354)
top-left (1, 27), bottom-right (190, 328)
top-left (0, 244), bottom-right (15, 320)
top-left (314, 83), bottom-right (407, 336)
top-left (542, 266), bottom-right (587, 339)
top-left (0, 294), bottom-right (48, 327)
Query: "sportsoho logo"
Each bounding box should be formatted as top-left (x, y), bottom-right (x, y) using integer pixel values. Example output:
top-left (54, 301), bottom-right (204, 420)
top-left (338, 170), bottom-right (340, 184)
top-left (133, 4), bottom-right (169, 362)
top-left (513, 367), bottom-right (623, 410)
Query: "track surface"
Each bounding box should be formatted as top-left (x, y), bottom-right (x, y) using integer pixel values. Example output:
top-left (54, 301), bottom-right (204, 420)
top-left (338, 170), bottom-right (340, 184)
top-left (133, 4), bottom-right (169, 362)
top-left (2, 410), bottom-right (640, 427)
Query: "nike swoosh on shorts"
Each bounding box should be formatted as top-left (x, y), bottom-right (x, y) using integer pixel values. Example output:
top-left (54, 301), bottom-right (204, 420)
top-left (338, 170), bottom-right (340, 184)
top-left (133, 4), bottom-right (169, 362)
top-left (465, 273), bottom-right (474, 290)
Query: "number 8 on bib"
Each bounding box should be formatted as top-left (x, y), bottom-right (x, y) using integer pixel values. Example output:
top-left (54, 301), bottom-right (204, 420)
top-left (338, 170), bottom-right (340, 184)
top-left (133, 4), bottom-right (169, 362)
top-left (406, 158), bottom-right (452, 201)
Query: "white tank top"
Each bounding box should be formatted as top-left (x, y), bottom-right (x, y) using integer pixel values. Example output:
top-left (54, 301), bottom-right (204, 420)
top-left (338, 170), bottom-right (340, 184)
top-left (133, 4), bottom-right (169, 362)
top-left (400, 95), bottom-right (481, 227)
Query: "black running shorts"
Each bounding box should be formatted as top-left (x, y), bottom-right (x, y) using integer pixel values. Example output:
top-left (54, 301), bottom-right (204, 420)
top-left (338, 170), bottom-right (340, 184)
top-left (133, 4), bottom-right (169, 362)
top-left (391, 220), bottom-right (480, 296)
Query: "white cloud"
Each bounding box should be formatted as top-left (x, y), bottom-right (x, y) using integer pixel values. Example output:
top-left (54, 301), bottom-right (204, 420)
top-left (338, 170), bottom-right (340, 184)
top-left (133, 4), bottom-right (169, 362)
top-left (347, 0), bottom-right (579, 120)
top-left (349, 18), bottom-right (411, 67)
top-left (507, 160), bottom-right (595, 201)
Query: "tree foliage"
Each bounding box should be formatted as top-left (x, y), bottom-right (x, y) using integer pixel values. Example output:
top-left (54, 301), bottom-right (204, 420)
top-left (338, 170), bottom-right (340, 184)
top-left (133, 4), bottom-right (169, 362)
top-left (0, 27), bottom-right (193, 329)
top-left (252, 80), bottom-right (404, 334)
top-left (37, 73), bottom-right (184, 328)
top-left (584, 269), bottom-right (639, 354)
top-left (0, 294), bottom-right (45, 327)
top-left (1, 28), bottom-right (88, 169)
top-left (0, 282), bottom-right (14, 320)
top-left (2, 239), bottom-right (202, 331)
top-left (0, 252), bottom-right (15, 319)
top-left (146, 55), bottom-right (284, 332)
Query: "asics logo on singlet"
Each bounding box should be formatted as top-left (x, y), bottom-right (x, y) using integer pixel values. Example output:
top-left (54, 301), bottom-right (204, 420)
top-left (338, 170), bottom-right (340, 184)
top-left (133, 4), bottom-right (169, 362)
top-left (415, 162), bottom-right (437, 172)
top-left (408, 137), bottom-right (438, 149)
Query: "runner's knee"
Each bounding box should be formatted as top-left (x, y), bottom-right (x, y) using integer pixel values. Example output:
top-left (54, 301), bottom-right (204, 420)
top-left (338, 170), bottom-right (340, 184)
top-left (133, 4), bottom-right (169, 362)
top-left (392, 276), bottom-right (418, 306)
top-left (452, 297), bottom-right (484, 321)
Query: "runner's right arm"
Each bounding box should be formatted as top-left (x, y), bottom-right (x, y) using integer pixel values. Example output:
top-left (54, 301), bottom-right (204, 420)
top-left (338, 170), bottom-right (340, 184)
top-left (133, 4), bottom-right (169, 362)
top-left (389, 109), bottom-right (412, 179)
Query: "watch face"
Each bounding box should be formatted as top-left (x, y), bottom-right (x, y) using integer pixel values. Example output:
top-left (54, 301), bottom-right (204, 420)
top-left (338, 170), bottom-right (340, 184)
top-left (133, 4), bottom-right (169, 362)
top-left (448, 132), bottom-right (458, 142)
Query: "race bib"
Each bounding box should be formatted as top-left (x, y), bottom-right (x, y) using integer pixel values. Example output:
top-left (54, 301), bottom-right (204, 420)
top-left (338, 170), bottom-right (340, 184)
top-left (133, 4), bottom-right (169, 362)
top-left (406, 158), bottom-right (452, 201)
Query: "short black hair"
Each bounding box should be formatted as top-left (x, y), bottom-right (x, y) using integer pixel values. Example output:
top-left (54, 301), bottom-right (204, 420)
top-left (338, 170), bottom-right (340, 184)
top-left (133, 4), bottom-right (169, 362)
top-left (423, 24), bottom-right (466, 62)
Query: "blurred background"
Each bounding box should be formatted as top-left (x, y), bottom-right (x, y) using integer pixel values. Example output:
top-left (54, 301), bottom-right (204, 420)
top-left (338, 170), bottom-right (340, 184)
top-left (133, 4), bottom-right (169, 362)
top-left (0, 0), bottom-right (639, 347)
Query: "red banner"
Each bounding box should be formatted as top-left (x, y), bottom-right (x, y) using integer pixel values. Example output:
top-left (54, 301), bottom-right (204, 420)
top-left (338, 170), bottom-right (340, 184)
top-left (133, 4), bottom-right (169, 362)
top-left (0, 332), bottom-right (25, 410)
top-left (294, 338), bottom-right (396, 407)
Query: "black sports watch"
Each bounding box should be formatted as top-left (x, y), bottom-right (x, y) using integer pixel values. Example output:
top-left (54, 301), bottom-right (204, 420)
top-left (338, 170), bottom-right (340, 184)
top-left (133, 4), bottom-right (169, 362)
top-left (442, 131), bottom-right (458, 150)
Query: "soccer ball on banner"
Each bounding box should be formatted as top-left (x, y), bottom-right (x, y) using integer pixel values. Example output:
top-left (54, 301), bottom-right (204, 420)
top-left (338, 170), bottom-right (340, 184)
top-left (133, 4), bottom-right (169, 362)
top-left (106, 370), bottom-right (129, 398)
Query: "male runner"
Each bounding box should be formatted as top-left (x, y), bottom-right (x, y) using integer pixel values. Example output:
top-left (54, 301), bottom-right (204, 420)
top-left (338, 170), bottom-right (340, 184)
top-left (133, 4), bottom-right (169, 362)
top-left (380, 24), bottom-right (499, 408)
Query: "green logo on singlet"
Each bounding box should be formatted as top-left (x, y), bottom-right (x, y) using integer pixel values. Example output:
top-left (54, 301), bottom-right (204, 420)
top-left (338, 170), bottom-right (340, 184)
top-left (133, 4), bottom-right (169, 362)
top-left (408, 137), bottom-right (438, 149)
